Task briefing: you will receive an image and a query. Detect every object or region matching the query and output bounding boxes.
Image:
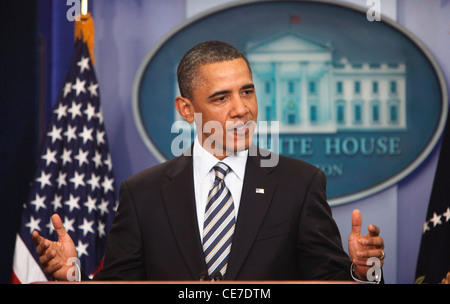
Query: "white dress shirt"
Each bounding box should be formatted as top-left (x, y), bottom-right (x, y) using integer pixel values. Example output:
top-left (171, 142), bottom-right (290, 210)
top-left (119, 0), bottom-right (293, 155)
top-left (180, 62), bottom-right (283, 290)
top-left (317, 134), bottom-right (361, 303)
top-left (192, 137), bottom-right (248, 241)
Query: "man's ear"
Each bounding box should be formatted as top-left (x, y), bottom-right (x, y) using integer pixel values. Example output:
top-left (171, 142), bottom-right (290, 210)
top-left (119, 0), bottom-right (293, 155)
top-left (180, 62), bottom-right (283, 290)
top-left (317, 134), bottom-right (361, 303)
top-left (174, 96), bottom-right (195, 123)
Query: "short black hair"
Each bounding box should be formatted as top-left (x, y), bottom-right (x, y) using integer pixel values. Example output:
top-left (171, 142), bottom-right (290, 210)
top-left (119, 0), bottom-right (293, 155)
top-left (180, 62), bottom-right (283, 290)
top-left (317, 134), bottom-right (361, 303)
top-left (176, 41), bottom-right (252, 99)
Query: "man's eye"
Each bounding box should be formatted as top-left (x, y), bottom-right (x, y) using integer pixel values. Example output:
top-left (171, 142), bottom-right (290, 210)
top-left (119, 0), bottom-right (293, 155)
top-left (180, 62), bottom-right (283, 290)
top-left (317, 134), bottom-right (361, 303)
top-left (214, 96), bottom-right (227, 102)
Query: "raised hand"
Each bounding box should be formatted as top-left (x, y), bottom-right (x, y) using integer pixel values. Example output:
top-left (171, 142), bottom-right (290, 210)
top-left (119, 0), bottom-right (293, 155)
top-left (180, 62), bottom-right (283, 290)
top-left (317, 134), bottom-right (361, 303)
top-left (348, 209), bottom-right (385, 281)
top-left (32, 214), bottom-right (78, 281)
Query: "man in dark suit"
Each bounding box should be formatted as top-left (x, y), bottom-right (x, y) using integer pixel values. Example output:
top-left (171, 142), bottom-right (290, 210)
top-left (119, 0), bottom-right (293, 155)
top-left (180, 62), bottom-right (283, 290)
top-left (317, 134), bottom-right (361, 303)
top-left (32, 41), bottom-right (385, 282)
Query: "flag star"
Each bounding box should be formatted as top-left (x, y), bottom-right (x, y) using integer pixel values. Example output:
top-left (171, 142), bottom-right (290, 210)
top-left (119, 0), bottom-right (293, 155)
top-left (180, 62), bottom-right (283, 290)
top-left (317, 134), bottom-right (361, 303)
top-left (25, 216), bottom-right (41, 233)
top-left (92, 150), bottom-right (103, 168)
top-left (69, 171), bottom-right (85, 190)
top-left (96, 130), bottom-right (105, 145)
top-left (96, 111), bottom-right (104, 124)
top-left (98, 199), bottom-right (109, 216)
top-left (104, 154), bottom-right (113, 172)
top-left (54, 103), bottom-right (68, 120)
top-left (63, 82), bottom-right (72, 97)
top-left (63, 125), bottom-right (77, 143)
top-left (101, 176), bottom-right (114, 194)
top-left (56, 171), bottom-right (67, 189)
top-left (83, 195), bottom-right (97, 214)
top-left (86, 173), bottom-right (101, 192)
top-left (51, 194), bottom-right (63, 211)
top-left (83, 103), bottom-right (96, 121)
top-left (77, 56), bottom-right (90, 73)
top-left (63, 216), bottom-right (76, 233)
top-left (79, 126), bottom-right (94, 144)
top-left (36, 170), bottom-right (52, 190)
top-left (61, 148), bottom-right (72, 166)
top-left (79, 218), bottom-right (95, 236)
top-left (72, 77), bottom-right (86, 96)
top-left (88, 81), bottom-right (99, 97)
top-left (443, 207), bottom-right (450, 222)
top-left (430, 212), bottom-right (442, 227)
top-left (113, 200), bottom-right (119, 212)
top-left (41, 148), bottom-right (57, 166)
top-left (46, 218), bottom-right (55, 235)
top-left (74, 148), bottom-right (89, 167)
top-left (423, 221), bottom-right (430, 233)
top-left (64, 194), bottom-right (80, 213)
top-left (47, 125), bottom-right (63, 144)
top-left (76, 240), bottom-right (89, 257)
top-left (67, 101), bottom-right (82, 120)
top-left (30, 193), bottom-right (47, 212)
top-left (98, 220), bottom-right (106, 238)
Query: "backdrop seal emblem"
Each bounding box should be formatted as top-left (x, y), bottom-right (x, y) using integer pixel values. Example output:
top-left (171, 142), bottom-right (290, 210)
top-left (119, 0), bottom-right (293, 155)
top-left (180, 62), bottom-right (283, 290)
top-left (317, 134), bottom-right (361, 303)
top-left (133, 0), bottom-right (448, 205)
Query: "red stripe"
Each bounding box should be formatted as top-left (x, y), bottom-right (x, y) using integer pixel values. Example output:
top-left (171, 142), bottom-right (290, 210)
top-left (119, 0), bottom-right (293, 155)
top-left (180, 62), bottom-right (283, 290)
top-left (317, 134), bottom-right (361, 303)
top-left (92, 259), bottom-right (104, 277)
top-left (10, 271), bottom-right (22, 284)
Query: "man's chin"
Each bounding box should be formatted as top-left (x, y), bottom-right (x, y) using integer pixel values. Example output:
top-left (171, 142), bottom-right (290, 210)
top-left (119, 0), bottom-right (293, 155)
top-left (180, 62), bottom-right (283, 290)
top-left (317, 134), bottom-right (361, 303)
top-left (224, 138), bottom-right (252, 154)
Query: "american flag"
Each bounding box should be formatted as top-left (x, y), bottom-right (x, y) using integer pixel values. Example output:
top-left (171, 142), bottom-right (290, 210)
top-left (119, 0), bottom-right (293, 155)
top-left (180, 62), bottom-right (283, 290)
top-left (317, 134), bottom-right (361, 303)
top-left (11, 38), bottom-right (117, 283)
top-left (415, 109), bottom-right (450, 284)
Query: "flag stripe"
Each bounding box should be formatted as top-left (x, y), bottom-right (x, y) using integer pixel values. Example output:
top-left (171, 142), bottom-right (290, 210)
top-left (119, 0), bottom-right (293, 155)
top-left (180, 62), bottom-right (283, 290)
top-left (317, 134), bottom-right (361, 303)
top-left (12, 235), bottom-right (47, 284)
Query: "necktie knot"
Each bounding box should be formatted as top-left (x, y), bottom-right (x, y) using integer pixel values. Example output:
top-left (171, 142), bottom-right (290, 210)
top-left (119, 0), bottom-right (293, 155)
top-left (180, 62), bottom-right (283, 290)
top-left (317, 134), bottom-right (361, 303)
top-left (213, 162), bottom-right (230, 182)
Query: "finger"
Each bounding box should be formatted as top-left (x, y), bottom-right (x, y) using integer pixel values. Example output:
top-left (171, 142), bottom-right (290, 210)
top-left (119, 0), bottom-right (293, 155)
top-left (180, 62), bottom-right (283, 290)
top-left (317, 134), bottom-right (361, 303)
top-left (31, 231), bottom-right (40, 245)
top-left (351, 209), bottom-right (362, 235)
top-left (358, 236), bottom-right (384, 247)
top-left (352, 258), bottom-right (371, 267)
top-left (39, 249), bottom-right (56, 266)
top-left (51, 214), bottom-right (69, 241)
top-left (352, 257), bottom-right (384, 268)
top-left (368, 224), bottom-right (380, 237)
top-left (32, 230), bottom-right (47, 247)
top-left (357, 249), bottom-right (384, 259)
top-left (35, 239), bottom-right (51, 256)
top-left (353, 257), bottom-right (384, 268)
top-left (43, 261), bottom-right (63, 276)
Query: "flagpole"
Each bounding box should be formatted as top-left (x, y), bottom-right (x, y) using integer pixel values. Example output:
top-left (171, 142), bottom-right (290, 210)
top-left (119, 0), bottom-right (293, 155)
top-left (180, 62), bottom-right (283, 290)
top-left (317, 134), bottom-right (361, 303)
top-left (75, 0), bottom-right (95, 65)
top-left (81, 0), bottom-right (89, 16)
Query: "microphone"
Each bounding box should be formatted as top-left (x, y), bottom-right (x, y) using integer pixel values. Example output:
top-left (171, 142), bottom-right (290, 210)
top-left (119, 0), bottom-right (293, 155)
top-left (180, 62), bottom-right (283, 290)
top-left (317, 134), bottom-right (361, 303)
top-left (199, 271), bottom-right (209, 281)
top-left (213, 272), bottom-right (223, 281)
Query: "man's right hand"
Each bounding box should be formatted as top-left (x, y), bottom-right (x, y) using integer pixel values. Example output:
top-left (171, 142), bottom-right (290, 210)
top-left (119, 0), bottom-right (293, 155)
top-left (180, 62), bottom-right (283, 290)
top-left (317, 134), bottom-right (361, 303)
top-left (32, 214), bottom-right (78, 281)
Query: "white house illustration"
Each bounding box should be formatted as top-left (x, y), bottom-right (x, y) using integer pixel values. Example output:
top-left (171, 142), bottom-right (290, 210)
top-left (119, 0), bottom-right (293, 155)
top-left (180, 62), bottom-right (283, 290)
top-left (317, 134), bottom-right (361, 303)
top-left (246, 33), bottom-right (406, 133)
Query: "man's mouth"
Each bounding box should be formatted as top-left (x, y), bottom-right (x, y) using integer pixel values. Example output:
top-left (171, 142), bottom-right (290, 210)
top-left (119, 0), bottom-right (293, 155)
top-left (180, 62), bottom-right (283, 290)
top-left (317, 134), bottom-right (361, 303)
top-left (229, 121), bottom-right (254, 136)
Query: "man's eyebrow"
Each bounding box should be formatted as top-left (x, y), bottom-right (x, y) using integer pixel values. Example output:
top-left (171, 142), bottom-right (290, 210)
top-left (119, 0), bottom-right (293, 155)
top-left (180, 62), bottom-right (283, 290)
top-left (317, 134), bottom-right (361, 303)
top-left (241, 84), bottom-right (255, 91)
top-left (208, 90), bottom-right (231, 99)
top-left (207, 84), bottom-right (255, 99)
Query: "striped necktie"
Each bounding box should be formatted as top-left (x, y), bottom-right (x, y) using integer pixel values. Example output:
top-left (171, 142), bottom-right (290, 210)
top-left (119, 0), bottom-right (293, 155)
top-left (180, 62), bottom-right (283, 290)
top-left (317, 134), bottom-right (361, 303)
top-left (202, 162), bottom-right (236, 280)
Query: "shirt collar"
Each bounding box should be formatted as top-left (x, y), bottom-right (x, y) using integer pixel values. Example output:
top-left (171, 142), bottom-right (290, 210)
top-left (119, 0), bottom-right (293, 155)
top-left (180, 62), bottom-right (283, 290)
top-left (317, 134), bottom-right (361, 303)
top-left (193, 136), bottom-right (248, 182)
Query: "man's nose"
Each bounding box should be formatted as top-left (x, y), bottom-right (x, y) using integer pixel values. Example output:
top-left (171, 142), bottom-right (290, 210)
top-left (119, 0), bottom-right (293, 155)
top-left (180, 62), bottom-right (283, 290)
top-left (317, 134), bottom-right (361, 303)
top-left (230, 95), bottom-right (248, 118)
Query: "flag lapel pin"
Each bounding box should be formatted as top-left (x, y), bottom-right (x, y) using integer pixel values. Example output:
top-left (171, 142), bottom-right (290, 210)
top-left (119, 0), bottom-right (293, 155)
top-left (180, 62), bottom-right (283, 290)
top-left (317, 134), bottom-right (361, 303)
top-left (255, 188), bottom-right (264, 194)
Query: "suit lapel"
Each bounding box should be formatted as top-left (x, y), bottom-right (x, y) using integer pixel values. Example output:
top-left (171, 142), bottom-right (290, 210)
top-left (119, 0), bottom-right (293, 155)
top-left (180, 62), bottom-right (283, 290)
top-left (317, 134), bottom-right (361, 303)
top-left (160, 154), bottom-right (207, 280)
top-left (225, 150), bottom-right (278, 280)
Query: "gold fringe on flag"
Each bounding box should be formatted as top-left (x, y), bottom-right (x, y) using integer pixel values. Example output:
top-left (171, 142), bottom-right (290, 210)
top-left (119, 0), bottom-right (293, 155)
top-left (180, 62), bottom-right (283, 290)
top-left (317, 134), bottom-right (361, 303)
top-left (74, 12), bottom-right (95, 65)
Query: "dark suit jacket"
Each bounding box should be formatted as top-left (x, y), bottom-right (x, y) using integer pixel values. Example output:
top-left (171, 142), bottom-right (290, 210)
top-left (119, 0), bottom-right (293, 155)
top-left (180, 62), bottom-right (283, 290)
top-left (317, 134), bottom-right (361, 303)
top-left (93, 149), bottom-right (353, 281)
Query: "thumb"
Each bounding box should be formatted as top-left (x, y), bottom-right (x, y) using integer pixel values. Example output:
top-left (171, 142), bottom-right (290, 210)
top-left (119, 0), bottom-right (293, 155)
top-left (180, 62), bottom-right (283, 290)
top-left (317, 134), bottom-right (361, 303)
top-left (351, 209), bottom-right (362, 236)
top-left (51, 214), bottom-right (70, 242)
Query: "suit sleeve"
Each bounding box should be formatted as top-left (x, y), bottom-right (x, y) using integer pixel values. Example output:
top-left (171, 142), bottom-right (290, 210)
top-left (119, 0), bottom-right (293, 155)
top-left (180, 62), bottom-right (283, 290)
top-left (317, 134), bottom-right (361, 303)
top-left (296, 169), bottom-right (353, 281)
top-left (93, 179), bottom-right (146, 280)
